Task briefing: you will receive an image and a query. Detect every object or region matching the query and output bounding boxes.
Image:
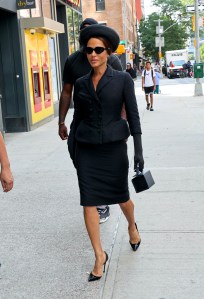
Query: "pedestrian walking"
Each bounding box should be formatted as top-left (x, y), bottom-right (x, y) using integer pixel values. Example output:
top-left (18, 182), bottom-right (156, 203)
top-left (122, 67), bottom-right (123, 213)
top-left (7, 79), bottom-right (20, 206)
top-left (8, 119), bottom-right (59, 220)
top-left (154, 69), bottom-right (161, 94)
top-left (142, 61), bottom-right (156, 111)
top-left (126, 62), bottom-right (136, 80)
top-left (73, 24), bottom-right (144, 282)
top-left (58, 18), bottom-right (123, 224)
top-left (133, 63), bottom-right (138, 79)
top-left (0, 133), bottom-right (13, 192)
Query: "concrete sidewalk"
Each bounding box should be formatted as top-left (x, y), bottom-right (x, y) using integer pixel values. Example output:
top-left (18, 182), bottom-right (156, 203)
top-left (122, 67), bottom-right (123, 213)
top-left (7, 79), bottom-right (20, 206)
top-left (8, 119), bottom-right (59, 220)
top-left (102, 92), bottom-right (204, 299)
top-left (1, 91), bottom-right (204, 298)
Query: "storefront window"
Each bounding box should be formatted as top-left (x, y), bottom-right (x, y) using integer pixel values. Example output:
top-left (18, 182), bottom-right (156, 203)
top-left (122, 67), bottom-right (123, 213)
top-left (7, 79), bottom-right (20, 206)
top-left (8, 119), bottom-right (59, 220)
top-left (67, 7), bottom-right (82, 54)
top-left (74, 11), bottom-right (82, 50)
top-left (67, 7), bottom-right (75, 54)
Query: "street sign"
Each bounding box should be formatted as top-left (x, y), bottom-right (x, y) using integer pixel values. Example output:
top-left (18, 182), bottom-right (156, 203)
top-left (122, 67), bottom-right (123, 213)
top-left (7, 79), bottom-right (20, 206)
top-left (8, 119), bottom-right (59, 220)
top-left (156, 26), bottom-right (163, 34)
top-left (186, 4), bottom-right (204, 12)
top-left (155, 37), bottom-right (164, 47)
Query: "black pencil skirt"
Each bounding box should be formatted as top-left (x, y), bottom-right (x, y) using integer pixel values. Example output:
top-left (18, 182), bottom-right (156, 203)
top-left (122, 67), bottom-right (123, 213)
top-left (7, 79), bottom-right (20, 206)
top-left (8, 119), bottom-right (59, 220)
top-left (75, 140), bottom-right (130, 206)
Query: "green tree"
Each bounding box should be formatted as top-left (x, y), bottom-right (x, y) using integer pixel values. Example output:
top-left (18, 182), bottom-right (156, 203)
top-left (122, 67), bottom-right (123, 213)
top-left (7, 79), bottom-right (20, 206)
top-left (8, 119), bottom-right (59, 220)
top-left (139, 14), bottom-right (189, 60)
top-left (181, 0), bottom-right (194, 5)
top-left (139, 0), bottom-right (190, 60)
top-left (153, 0), bottom-right (185, 17)
top-left (200, 44), bottom-right (204, 62)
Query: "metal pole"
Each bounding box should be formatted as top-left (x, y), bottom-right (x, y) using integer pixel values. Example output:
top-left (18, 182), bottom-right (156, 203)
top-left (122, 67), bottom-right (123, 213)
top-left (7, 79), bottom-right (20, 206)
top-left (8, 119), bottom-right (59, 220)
top-left (158, 18), bottom-right (161, 66)
top-left (158, 19), bottom-right (163, 75)
top-left (194, 0), bottom-right (203, 96)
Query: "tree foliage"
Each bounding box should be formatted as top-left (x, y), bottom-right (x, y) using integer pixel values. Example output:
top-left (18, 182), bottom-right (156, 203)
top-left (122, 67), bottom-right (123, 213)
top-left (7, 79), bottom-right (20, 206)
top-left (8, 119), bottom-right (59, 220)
top-left (200, 44), bottom-right (204, 62)
top-left (139, 0), bottom-right (191, 60)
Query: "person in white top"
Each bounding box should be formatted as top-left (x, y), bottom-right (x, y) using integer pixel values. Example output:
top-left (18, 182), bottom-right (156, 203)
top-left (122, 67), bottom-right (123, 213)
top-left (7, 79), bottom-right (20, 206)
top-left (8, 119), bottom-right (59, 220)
top-left (142, 61), bottom-right (156, 111)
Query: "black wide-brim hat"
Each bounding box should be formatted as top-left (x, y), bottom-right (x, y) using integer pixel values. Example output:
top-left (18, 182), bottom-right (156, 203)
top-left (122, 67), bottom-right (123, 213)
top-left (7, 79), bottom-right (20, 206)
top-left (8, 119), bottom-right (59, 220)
top-left (79, 24), bottom-right (120, 52)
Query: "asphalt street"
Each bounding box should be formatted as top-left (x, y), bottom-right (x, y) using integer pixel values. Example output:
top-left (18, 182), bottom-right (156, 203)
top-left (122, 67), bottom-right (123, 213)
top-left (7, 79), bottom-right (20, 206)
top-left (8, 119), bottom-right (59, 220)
top-left (1, 77), bottom-right (204, 299)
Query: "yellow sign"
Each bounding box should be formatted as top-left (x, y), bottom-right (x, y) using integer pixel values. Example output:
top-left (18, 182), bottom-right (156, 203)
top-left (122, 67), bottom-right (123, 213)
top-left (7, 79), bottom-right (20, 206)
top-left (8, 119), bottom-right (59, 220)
top-left (192, 15), bottom-right (195, 31)
top-left (116, 44), bottom-right (125, 54)
top-left (194, 39), bottom-right (196, 48)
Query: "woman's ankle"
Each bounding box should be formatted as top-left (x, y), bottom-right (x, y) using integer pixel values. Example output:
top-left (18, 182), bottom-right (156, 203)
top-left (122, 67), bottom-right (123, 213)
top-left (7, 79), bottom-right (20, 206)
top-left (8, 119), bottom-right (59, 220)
top-left (95, 250), bottom-right (105, 259)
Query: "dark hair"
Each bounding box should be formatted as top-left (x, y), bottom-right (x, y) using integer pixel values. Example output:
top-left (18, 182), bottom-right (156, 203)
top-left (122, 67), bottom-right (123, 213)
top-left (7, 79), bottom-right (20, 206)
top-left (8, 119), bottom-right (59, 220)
top-left (146, 61), bottom-right (151, 65)
top-left (92, 37), bottom-right (113, 55)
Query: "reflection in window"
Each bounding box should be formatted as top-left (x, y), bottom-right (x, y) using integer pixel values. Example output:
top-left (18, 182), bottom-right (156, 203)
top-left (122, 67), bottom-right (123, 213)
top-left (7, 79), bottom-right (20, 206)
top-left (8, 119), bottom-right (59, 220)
top-left (67, 8), bottom-right (75, 54)
top-left (74, 11), bottom-right (80, 50)
top-left (67, 8), bottom-right (83, 54)
top-left (96, 0), bottom-right (105, 11)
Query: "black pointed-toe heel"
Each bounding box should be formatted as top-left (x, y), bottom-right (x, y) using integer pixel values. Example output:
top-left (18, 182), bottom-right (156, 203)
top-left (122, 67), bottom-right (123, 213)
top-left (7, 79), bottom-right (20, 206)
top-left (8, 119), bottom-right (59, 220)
top-left (88, 251), bottom-right (109, 282)
top-left (129, 223), bottom-right (141, 252)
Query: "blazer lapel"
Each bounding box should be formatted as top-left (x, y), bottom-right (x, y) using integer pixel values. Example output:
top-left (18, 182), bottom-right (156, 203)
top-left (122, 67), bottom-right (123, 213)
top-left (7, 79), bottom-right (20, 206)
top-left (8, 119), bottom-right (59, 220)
top-left (96, 66), bottom-right (114, 94)
top-left (83, 70), bottom-right (99, 101)
top-left (83, 66), bottom-right (114, 103)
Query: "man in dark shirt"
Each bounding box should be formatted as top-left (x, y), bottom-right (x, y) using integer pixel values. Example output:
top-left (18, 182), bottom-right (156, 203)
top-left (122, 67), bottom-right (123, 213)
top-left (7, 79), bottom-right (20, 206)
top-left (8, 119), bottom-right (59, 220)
top-left (126, 62), bottom-right (136, 79)
top-left (58, 18), bottom-right (123, 224)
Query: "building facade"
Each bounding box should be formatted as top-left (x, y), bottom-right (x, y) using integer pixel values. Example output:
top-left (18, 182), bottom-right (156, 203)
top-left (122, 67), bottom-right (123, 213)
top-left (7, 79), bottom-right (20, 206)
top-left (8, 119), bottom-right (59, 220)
top-left (0, 0), bottom-right (82, 134)
top-left (81, 0), bottom-right (143, 68)
top-left (0, 1), bottom-right (27, 133)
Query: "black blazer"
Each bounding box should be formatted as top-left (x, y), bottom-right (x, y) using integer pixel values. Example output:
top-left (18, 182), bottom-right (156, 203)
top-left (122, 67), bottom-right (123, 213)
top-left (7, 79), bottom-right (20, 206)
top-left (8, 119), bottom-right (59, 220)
top-left (73, 66), bottom-right (142, 144)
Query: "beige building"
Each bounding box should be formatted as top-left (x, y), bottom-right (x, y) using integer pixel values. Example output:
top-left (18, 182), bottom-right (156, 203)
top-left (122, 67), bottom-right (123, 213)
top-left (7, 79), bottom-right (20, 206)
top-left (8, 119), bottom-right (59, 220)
top-left (81, 0), bottom-right (138, 52)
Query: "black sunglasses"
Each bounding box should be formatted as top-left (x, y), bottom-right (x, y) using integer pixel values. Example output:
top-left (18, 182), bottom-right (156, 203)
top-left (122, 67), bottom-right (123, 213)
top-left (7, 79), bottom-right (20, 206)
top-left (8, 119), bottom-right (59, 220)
top-left (84, 46), bottom-right (110, 55)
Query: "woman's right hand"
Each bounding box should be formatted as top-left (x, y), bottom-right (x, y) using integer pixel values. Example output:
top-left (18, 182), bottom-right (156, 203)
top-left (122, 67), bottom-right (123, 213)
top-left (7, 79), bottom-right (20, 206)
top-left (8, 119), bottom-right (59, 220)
top-left (59, 124), bottom-right (68, 140)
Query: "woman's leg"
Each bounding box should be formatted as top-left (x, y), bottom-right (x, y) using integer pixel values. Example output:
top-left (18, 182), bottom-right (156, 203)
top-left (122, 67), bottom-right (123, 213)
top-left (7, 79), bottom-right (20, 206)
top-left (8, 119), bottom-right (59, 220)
top-left (84, 206), bottom-right (106, 276)
top-left (119, 199), bottom-right (140, 244)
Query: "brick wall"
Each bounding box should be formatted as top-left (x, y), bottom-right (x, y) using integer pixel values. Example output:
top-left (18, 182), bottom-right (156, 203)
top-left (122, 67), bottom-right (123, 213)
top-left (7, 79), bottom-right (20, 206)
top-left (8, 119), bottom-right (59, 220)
top-left (42, 0), bottom-right (51, 18)
top-left (81, 0), bottom-right (137, 47)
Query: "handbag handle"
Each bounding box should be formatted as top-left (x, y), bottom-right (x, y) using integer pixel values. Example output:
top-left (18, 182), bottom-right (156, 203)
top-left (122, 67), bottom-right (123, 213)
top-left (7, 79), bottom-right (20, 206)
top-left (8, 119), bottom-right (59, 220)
top-left (135, 163), bottom-right (140, 176)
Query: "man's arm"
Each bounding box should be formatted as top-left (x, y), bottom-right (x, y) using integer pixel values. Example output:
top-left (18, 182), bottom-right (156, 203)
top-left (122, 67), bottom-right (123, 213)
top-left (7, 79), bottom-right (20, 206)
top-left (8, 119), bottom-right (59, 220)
top-left (58, 83), bottom-right (73, 140)
top-left (142, 76), bottom-right (144, 90)
top-left (153, 76), bottom-right (156, 90)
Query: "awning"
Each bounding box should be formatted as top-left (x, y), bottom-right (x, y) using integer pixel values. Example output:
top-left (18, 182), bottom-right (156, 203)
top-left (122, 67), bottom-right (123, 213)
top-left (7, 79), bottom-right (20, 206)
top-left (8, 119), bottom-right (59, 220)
top-left (20, 17), bottom-right (64, 34)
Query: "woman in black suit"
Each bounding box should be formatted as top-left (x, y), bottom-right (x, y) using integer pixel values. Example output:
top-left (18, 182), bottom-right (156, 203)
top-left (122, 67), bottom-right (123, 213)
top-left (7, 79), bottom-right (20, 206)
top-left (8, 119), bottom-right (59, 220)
top-left (72, 25), bottom-right (144, 282)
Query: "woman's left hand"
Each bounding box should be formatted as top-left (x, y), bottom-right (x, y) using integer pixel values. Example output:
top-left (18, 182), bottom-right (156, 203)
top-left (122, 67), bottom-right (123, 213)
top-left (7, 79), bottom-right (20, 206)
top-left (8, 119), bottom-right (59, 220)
top-left (134, 153), bottom-right (144, 172)
top-left (133, 134), bottom-right (144, 172)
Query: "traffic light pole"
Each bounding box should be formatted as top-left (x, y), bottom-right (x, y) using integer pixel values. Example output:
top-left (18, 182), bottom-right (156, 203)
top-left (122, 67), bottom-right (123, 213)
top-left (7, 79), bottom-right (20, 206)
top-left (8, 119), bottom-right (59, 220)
top-left (194, 0), bottom-right (203, 96)
top-left (154, 19), bottom-right (163, 74)
top-left (155, 19), bottom-right (179, 74)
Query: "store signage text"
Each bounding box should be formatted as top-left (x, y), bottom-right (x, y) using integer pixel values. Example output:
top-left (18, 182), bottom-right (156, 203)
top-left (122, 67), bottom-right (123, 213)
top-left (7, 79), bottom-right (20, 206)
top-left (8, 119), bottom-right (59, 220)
top-left (16, 0), bottom-right (36, 10)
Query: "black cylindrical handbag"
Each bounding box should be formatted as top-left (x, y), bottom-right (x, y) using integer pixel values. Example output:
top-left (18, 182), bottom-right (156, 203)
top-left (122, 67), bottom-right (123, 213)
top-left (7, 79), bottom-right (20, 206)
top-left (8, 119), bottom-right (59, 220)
top-left (132, 169), bottom-right (155, 193)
